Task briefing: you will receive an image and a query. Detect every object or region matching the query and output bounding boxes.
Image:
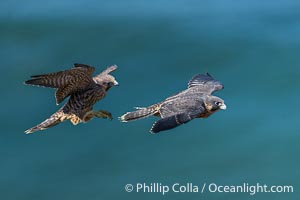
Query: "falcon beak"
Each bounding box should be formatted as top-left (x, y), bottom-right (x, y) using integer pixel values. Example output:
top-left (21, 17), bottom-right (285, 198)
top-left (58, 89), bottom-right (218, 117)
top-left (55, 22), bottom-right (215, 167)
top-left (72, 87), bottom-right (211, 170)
top-left (220, 103), bottom-right (227, 110)
top-left (113, 80), bottom-right (119, 86)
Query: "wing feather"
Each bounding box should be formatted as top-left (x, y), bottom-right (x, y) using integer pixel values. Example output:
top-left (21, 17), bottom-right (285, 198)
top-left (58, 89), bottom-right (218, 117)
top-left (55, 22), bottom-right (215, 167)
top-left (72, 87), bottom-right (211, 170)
top-left (150, 109), bottom-right (204, 134)
top-left (25, 64), bottom-right (96, 104)
top-left (188, 73), bottom-right (224, 94)
top-left (161, 95), bottom-right (204, 118)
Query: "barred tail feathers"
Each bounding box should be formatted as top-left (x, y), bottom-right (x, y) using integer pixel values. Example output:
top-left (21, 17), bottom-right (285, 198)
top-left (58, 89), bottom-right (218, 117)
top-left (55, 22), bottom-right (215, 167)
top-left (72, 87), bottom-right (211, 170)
top-left (25, 111), bottom-right (65, 134)
top-left (120, 104), bottom-right (161, 122)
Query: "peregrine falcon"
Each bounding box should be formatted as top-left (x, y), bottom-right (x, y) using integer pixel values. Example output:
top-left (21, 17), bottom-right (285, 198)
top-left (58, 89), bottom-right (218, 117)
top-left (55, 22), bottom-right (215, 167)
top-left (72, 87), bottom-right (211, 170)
top-left (24, 63), bottom-right (118, 134)
top-left (120, 73), bottom-right (226, 133)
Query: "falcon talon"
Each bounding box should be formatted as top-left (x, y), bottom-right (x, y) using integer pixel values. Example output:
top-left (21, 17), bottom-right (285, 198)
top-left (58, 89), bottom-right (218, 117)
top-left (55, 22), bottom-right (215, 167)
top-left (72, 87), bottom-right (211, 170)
top-left (120, 73), bottom-right (226, 133)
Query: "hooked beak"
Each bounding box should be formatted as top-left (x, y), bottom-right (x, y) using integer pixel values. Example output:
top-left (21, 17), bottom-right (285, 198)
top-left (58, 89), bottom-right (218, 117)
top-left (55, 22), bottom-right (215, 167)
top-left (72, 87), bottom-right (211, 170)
top-left (113, 80), bottom-right (119, 86)
top-left (220, 103), bottom-right (227, 110)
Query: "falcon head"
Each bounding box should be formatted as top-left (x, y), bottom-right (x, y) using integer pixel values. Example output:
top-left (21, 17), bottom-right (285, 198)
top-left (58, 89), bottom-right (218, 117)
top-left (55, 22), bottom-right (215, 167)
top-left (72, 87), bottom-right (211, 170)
top-left (94, 65), bottom-right (119, 91)
top-left (97, 74), bottom-right (118, 91)
top-left (205, 96), bottom-right (226, 112)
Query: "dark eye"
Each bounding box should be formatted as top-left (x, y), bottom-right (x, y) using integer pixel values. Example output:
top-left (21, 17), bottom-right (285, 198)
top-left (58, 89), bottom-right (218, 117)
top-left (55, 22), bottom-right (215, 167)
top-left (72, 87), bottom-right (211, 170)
top-left (215, 101), bottom-right (221, 106)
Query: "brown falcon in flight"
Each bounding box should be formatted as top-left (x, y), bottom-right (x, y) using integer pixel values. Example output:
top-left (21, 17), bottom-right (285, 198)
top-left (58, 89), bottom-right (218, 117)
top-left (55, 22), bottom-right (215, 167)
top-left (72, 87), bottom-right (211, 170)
top-left (120, 73), bottom-right (226, 133)
top-left (24, 63), bottom-right (118, 134)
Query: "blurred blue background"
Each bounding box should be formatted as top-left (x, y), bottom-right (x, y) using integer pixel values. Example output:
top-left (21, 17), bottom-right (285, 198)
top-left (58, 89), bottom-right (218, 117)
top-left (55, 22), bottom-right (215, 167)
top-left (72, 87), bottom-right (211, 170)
top-left (0, 0), bottom-right (299, 199)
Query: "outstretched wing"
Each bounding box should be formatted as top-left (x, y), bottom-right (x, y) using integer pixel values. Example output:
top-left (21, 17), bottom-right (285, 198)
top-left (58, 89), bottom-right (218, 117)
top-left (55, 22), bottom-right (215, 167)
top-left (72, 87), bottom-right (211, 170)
top-left (25, 63), bottom-right (96, 104)
top-left (188, 73), bottom-right (224, 94)
top-left (96, 65), bottom-right (117, 76)
top-left (150, 109), bottom-right (203, 134)
top-left (93, 65), bottom-right (118, 82)
top-left (25, 63), bottom-right (95, 88)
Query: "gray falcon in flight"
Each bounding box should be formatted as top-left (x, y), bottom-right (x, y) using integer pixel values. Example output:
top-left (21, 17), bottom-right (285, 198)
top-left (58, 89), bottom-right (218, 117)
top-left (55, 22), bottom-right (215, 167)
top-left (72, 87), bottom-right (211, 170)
top-left (120, 73), bottom-right (226, 133)
top-left (25, 63), bottom-right (118, 134)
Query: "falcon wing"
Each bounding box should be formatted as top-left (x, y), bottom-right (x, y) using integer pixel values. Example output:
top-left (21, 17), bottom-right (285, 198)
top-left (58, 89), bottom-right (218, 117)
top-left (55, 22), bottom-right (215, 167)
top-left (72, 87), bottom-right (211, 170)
top-left (97, 65), bottom-right (117, 76)
top-left (93, 65), bottom-right (117, 81)
top-left (160, 95), bottom-right (204, 118)
top-left (188, 73), bottom-right (224, 94)
top-left (25, 63), bottom-right (96, 104)
top-left (150, 109), bottom-right (204, 134)
top-left (73, 63), bottom-right (95, 72)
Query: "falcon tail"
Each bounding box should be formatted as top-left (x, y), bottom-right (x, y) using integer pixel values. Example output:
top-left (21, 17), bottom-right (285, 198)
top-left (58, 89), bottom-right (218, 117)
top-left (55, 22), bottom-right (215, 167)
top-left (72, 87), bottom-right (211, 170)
top-left (120, 104), bottom-right (161, 122)
top-left (25, 111), bottom-right (65, 134)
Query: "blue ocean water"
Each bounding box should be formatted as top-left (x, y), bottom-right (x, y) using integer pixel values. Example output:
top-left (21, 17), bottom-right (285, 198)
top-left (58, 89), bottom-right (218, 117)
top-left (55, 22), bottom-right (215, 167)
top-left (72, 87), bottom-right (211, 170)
top-left (0, 0), bottom-right (299, 199)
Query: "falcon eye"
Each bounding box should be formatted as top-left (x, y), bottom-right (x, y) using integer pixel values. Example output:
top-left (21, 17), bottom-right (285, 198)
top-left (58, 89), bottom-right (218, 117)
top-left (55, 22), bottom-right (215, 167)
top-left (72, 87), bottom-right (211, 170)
top-left (215, 101), bottom-right (221, 106)
top-left (104, 82), bottom-right (112, 86)
top-left (103, 81), bottom-right (114, 87)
